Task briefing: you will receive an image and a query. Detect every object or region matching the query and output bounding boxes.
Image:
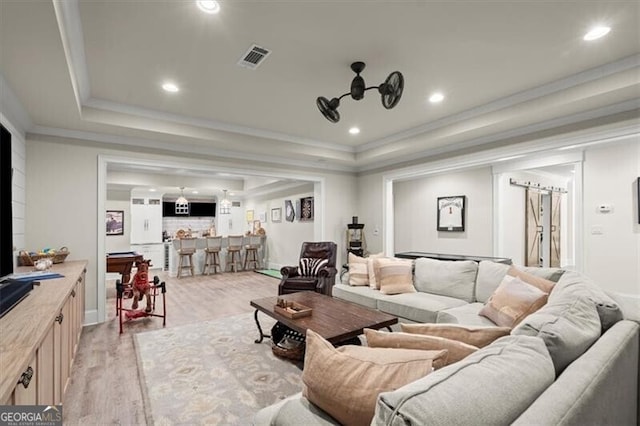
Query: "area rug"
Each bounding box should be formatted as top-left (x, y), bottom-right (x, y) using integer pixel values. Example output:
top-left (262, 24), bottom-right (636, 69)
top-left (254, 269), bottom-right (282, 279)
top-left (134, 312), bottom-right (303, 425)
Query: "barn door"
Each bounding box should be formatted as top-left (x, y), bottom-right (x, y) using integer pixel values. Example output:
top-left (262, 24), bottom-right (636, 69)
top-left (525, 189), bottom-right (542, 267)
top-left (549, 192), bottom-right (561, 267)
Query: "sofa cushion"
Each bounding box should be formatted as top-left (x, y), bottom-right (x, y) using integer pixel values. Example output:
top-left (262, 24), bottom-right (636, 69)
top-left (377, 258), bottom-right (416, 295)
top-left (364, 328), bottom-right (477, 366)
top-left (521, 265), bottom-right (565, 283)
top-left (400, 323), bottom-right (511, 348)
top-left (413, 258), bottom-right (478, 303)
top-left (377, 292), bottom-right (467, 323)
top-left (475, 260), bottom-right (510, 303)
top-left (435, 303), bottom-right (498, 327)
top-left (475, 262), bottom-right (564, 304)
top-left (508, 266), bottom-right (556, 294)
top-left (332, 283), bottom-right (385, 310)
top-left (479, 276), bottom-right (549, 328)
top-left (302, 329), bottom-right (444, 426)
top-left (253, 392), bottom-right (339, 426)
top-left (374, 335), bottom-right (555, 426)
top-left (550, 271), bottom-right (623, 332)
top-left (512, 295), bottom-right (601, 376)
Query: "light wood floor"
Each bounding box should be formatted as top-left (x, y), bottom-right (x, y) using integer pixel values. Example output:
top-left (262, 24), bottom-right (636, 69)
top-left (63, 270), bottom-right (280, 425)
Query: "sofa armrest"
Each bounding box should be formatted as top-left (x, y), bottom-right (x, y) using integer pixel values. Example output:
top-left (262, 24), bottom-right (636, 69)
top-left (281, 266), bottom-right (299, 278)
top-left (317, 266), bottom-right (337, 279)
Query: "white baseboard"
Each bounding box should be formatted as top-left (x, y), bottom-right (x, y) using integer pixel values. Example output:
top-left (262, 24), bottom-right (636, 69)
top-left (83, 309), bottom-right (99, 326)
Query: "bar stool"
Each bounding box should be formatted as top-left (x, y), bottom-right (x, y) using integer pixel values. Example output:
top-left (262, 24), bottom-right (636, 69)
top-left (226, 235), bottom-right (244, 272)
top-left (177, 237), bottom-right (197, 278)
top-left (243, 235), bottom-right (262, 270)
top-left (203, 236), bottom-right (222, 275)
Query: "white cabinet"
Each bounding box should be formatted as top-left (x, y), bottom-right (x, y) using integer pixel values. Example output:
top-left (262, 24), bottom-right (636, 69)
top-left (130, 197), bottom-right (162, 243)
top-left (131, 243), bottom-right (164, 270)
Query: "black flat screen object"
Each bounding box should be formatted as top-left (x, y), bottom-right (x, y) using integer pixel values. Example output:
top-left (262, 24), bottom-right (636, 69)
top-left (0, 278), bottom-right (34, 318)
top-left (0, 124), bottom-right (13, 278)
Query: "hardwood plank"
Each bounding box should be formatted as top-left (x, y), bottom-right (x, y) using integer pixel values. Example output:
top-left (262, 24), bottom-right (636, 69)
top-left (62, 271), bottom-right (279, 424)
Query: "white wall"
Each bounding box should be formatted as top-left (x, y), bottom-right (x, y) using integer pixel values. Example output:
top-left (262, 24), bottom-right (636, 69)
top-left (244, 188), bottom-right (316, 270)
top-left (393, 167), bottom-right (494, 256)
top-left (105, 190), bottom-right (130, 254)
top-left (583, 139), bottom-right (640, 296)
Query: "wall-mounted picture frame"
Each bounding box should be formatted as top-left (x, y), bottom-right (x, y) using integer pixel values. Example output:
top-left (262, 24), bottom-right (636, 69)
top-left (285, 200), bottom-right (295, 222)
top-left (246, 209), bottom-right (254, 223)
top-left (258, 211), bottom-right (267, 223)
top-left (637, 177), bottom-right (640, 224)
top-left (437, 196), bottom-right (465, 232)
top-left (271, 207), bottom-right (282, 223)
top-left (106, 210), bottom-right (124, 236)
top-left (300, 196), bottom-right (314, 221)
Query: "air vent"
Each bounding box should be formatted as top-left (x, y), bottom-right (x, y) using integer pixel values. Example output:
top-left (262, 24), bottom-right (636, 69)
top-left (232, 201), bottom-right (241, 207)
top-left (237, 44), bottom-right (271, 69)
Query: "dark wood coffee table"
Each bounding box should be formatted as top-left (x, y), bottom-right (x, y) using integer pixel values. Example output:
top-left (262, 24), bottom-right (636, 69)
top-left (250, 291), bottom-right (398, 345)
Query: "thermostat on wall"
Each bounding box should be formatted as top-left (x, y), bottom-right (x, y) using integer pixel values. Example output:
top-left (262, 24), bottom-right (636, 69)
top-left (598, 204), bottom-right (612, 213)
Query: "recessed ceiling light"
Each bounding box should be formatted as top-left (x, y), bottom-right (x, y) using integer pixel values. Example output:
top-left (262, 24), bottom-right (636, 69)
top-left (149, 188), bottom-right (157, 192)
top-left (196, 0), bottom-right (220, 14)
top-left (229, 192), bottom-right (235, 196)
top-left (429, 92), bottom-right (444, 103)
top-left (583, 26), bottom-right (611, 41)
top-left (349, 127), bottom-right (360, 135)
top-left (162, 82), bottom-right (179, 93)
top-left (192, 190), bottom-right (199, 194)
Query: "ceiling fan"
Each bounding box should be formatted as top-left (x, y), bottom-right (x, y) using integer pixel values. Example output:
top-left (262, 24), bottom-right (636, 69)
top-left (316, 61), bottom-right (404, 123)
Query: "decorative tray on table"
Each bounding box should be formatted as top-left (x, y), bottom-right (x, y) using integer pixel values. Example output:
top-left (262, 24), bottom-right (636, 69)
top-left (274, 298), bottom-right (312, 319)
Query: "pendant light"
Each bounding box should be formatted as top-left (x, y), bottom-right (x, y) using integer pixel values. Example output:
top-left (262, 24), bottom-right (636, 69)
top-left (175, 187), bottom-right (189, 214)
top-left (219, 189), bottom-right (232, 214)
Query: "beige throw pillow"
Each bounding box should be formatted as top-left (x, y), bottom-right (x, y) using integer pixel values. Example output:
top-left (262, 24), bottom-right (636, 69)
top-left (366, 253), bottom-right (386, 289)
top-left (348, 253), bottom-right (369, 286)
top-left (364, 328), bottom-right (475, 366)
top-left (479, 275), bottom-right (549, 328)
top-left (302, 329), bottom-right (444, 426)
top-left (400, 323), bottom-right (512, 348)
top-left (377, 258), bottom-right (415, 295)
top-left (508, 266), bottom-right (556, 294)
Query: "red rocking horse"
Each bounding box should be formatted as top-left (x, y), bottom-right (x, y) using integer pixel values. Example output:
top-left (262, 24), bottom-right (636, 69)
top-left (115, 258), bottom-right (167, 334)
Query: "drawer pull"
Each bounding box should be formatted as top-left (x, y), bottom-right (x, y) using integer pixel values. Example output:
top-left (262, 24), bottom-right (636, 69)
top-left (18, 366), bottom-right (33, 389)
top-left (71, 289), bottom-right (76, 297)
top-left (55, 313), bottom-right (64, 324)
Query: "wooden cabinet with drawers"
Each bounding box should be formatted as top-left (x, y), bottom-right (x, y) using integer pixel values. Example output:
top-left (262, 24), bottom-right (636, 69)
top-left (0, 261), bottom-right (87, 405)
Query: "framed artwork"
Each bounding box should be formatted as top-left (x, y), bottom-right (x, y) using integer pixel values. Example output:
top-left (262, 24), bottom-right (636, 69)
top-left (106, 210), bottom-right (124, 236)
top-left (437, 196), bottom-right (465, 232)
top-left (300, 196), bottom-right (314, 221)
top-left (258, 211), bottom-right (267, 223)
top-left (271, 207), bottom-right (282, 222)
top-left (637, 177), bottom-right (640, 224)
top-left (285, 200), bottom-right (295, 222)
top-left (246, 209), bottom-right (254, 222)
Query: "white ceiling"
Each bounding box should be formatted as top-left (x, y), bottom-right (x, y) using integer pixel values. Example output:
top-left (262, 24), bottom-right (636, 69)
top-left (0, 0), bottom-right (639, 175)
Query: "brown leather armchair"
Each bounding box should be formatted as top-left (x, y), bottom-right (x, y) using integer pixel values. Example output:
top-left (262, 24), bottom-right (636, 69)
top-left (278, 241), bottom-right (338, 296)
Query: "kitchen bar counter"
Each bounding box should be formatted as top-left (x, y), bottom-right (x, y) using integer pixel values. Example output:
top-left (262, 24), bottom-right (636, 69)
top-left (167, 236), bottom-right (266, 277)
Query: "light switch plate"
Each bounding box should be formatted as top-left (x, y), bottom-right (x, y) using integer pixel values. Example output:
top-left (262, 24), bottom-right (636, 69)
top-left (591, 225), bottom-right (603, 235)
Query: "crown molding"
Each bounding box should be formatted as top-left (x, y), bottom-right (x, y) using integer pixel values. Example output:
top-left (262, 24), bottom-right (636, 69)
top-left (358, 54), bottom-right (640, 154)
top-left (0, 73), bottom-right (32, 136)
top-left (356, 99), bottom-right (640, 173)
top-left (27, 125), bottom-right (358, 174)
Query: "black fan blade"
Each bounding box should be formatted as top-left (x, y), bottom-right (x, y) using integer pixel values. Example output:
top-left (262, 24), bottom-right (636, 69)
top-left (316, 96), bottom-right (340, 123)
top-left (381, 71), bottom-right (404, 109)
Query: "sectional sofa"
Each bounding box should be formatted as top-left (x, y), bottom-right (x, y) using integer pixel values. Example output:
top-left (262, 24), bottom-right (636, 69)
top-left (254, 257), bottom-right (639, 425)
